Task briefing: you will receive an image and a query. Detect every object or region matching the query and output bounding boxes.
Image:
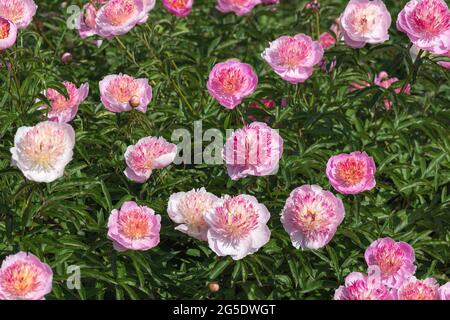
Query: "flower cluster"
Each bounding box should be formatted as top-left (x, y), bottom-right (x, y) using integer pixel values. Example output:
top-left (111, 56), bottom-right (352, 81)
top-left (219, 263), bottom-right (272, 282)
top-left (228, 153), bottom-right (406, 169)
top-left (0, 0), bottom-right (37, 50)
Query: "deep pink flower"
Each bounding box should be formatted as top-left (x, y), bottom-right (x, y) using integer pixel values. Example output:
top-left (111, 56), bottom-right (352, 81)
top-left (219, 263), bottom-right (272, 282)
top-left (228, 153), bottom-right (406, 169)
top-left (162, 0), bottom-right (193, 17)
top-left (374, 71), bottom-right (411, 109)
top-left (396, 277), bottom-right (440, 300)
top-left (397, 0), bottom-right (450, 55)
top-left (223, 122), bottom-right (283, 180)
top-left (281, 185), bottom-right (345, 250)
top-left (364, 237), bottom-right (416, 289)
top-left (339, 0), bottom-right (391, 48)
top-left (124, 136), bottom-right (177, 183)
top-left (167, 188), bottom-right (219, 241)
top-left (319, 32), bottom-right (336, 50)
top-left (0, 252), bottom-right (53, 300)
top-left (0, 17), bottom-right (17, 50)
top-left (0, 0), bottom-right (37, 29)
top-left (42, 81), bottom-right (89, 123)
top-left (439, 282), bottom-right (450, 300)
top-left (216, 0), bottom-right (261, 16)
top-left (207, 59), bottom-right (258, 109)
top-left (262, 34), bottom-right (324, 84)
top-left (107, 201), bottom-right (161, 252)
top-left (99, 74), bottom-right (152, 113)
top-left (334, 272), bottom-right (394, 300)
top-left (205, 194), bottom-right (271, 260)
top-left (326, 151), bottom-right (376, 194)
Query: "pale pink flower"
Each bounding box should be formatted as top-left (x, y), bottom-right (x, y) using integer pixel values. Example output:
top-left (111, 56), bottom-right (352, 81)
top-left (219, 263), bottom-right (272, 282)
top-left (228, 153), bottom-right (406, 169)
top-left (326, 151), bottom-right (376, 195)
top-left (334, 272), bottom-right (394, 300)
top-left (167, 188), bottom-right (219, 241)
top-left (124, 136), bottom-right (177, 183)
top-left (319, 32), bottom-right (336, 50)
top-left (339, 0), bottom-right (391, 48)
top-left (397, 0), bottom-right (450, 55)
top-left (281, 185), bottom-right (345, 250)
top-left (207, 59), bottom-right (258, 109)
top-left (396, 277), bottom-right (440, 300)
top-left (223, 122), bottom-right (283, 180)
top-left (0, 252), bottom-right (53, 300)
top-left (216, 0), bottom-right (261, 16)
top-left (374, 71), bottom-right (411, 109)
top-left (364, 237), bottom-right (416, 289)
top-left (42, 81), bottom-right (89, 123)
top-left (261, 34), bottom-right (324, 84)
top-left (10, 121), bottom-right (75, 183)
top-left (99, 74), bottom-right (152, 113)
top-left (0, 0), bottom-right (37, 29)
top-left (439, 282), bottom-right (450, 300)
top-left (162, 0), bottom-right (193, 17)
top-left (107, 201), bottom-right (161, 252)
top-left (0, 17), bottom-right (17, 50)
top-left (205, 194), bottom-right (271, 260)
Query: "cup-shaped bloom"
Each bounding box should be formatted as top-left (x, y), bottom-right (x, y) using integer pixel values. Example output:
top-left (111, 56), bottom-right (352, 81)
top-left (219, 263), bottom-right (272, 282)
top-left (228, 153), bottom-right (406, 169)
top-left (396, 277), bottom-right (440, 300)
top-left (0, 0), bottom-right (37, 29)
top-left (162, 0), bottom-right (193, 17)
top-left (281, 185), bottom-right (345, 250)
top-left (397, 0), bottom-right (450, 55)
top-left (334, 272), bottom-right (394, 300)
top-left (223, 122), bottom-right (283, 180)
top-left (326, 151), bottom-right (376, 195)
top-left (124, 136), bottom-right (177, 183)
top-left (216, 0), bottom-right (261, 16)
top-left (339, 0), bottom-right (391, 48)
top-left (0, 17), bottom-right (17, 50)
top-left (167, 188), bottom-right (219, 241)
top-left (0, 252), bottom-right (52, 300)
top-left (205, 195), bottom-right (271, 260)
top-left (207, 59), bottom-right (258, 109)
top-left (364, 237), bottom-right (416, 289)
top-left (42, 81), bottom-right (89, 123)
top-left (262, 34), bottom-right (324, 84)
top-left (439, 282), bottom-right (450, 300)
top-left (107, 201), bottom-right (161, 252)
top-left (10, 121), bottom-right (75, 183)
top-left (99, 74), bottom-right (152, 113)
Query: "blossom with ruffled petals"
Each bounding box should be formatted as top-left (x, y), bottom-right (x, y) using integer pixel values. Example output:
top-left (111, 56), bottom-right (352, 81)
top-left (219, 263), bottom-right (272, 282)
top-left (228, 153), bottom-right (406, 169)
top-left (223, 122), bottom-right (283, 180)
top-left (0, 17), bottom-right (17, 50)
top-left (339, 0), bottom-right (391, 48)
top-left (107, 201), bottom-right (161, 252)
top-left (281, 185), bottom-right (345, 250)
top-left (99, 74), bottom-right (152, 113)
top-left (396, 277), bottom-right (440, 300)
top-left (124, 136), bottom-right (177, 183)
top-left (163, 0), bottom-right (193, 17)
top-left (326, 151), bottom-right (376, 194)
top-left (77, 0), bottom-right (107, 38)
top-left (167, 188), bottom-right (219, 241)
top-left (262, 34), bottom-right (324, 84)
top-left (0, 0), bottom-right (37, 29)
top-left (205, 195), bottom-right (271, 260)
top-left (216, 0), bottom-right (261, 16)
top-left (10, 121), bottom-right (75, 183)
top-left (334, 272), bottom-right (394, 300)
top-left (0, 252), bottom-right (53, 300)
top-left (397, 0), bottom-right (450, 55)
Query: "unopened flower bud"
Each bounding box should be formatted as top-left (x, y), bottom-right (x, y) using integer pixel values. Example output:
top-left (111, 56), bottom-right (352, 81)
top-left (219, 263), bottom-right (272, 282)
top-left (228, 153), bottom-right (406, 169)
top-left (209, 281), bottom-right (220, 292)
top-left (129, 95), bottom-right (140, 108)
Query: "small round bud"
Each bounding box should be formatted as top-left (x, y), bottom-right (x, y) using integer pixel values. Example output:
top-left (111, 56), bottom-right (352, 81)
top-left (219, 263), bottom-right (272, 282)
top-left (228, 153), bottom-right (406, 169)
top-left (209, 281), bottom-right (220, 293)
top-left (61, 52), bottom-right (73, 64)
top-left (129, 95), bottom-right (140, 108)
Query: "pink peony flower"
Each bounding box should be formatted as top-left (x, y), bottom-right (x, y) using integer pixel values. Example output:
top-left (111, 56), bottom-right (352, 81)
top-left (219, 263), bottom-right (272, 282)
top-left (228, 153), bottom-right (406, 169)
top-left (10, 121), bottom-right (75, 183)
top-left (0, 0), bottom-right (37, 29)
top-left (77, 0), bottom-right (107, 39)
top-left (339, 0), bottom-right (391, 48)
top-left (107, 201), bottom-right (161, 252)
top-left (0, 17), bottom-right (17, 50)
top-left (167, 188), bottom-right (219, 241)
top-left (319, 32), bottom-right (336, 50)
top-left (334, 272), bottom-right (394, 300)
top-left (326, 151), bottom-right (376, 195)
top-left (124, 136), bottom-right (177, 183)
top-left (397, 0), bottom-right (450, 55)
top-left (396, 277), bottom-right (440, 300)
top-left (439, 282), bottom-right (450, 300)
top-left (364, 237), bottom-right (416, 289)
top-left (223, 122), bottom-right (283, 180)
top-left (216, 0), bottom-right (261, 16)
top-left (42, 81), bottom-right (89, 123)
top-left (205, 194), bottom-right (271, 260)
top-left (374, 71), bottom-right (411, 109)
top-left (281, 185), bottom-right (345, 250)
top-left (99, 73), bottom-right (152, 113)
top-left (207, 59), bottom-right (258, 109)
top-left (261, 34), bottom-right (324, 84)
top-left (162, 0), bottom-right (193, 17)
top-left (0, 252), bottom-right (53, 300)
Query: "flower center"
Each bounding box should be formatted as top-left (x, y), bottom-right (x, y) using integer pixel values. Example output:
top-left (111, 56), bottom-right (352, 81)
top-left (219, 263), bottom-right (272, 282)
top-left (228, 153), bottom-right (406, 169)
top-left (374, 247), bottom-right (402, 275)
top-left (104, 0), bottom-right (139, 26)
top-left (1, 262), bottom-right (40, 297)
top-left (0, 1), bottom-right (25, 24)
top-left (107, 76), bottom-right (139, 103)
top-left (402, 282), bottom-right (437, 300)
top-left (46, 83), bottom-right (78, 112)
top-left (335, 158), bottom-right (366, 186)
top-left (277, 38), bottom-right (309, 68)
top-left (167, 0), bottom-right (189, 9)
top-left (349, 5), bottom-right (380, 35)
top-left (411, 0), bottom-right (450, 35)
top-left (118, 210), bottom-right (150, 240)
top-left (179, 195), bottom-right (213, 228)
top-left (0, 18), bottom-right (10, 39)
top-left (216, 198), bottom-right (258, 239)
top-left (217, 68), bottom-right (246, 94)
